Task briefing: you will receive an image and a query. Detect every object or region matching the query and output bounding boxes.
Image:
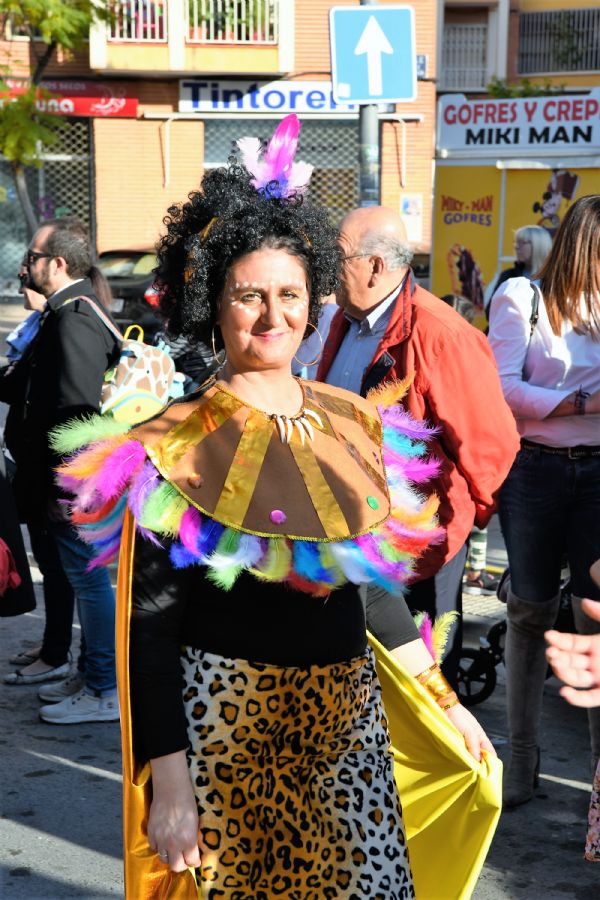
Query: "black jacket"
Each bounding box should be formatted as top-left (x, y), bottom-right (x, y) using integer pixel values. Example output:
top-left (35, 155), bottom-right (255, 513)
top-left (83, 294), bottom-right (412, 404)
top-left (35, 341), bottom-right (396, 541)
top-left (491, 261), bottom-right (526, 297)
top-left (0, 279), bottom-right (120, 520)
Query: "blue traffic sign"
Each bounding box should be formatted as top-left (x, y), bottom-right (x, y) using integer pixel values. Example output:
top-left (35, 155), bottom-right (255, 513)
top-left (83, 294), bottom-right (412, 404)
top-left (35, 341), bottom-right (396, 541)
top-left (329, 5), bottom-right (417, 105)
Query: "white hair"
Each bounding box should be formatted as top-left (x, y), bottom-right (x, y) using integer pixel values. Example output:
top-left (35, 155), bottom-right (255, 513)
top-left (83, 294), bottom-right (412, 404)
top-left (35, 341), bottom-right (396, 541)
top-left (515, 225), bottom-right (553, 276)
top-left (358, 230), bottom-right (413, 271)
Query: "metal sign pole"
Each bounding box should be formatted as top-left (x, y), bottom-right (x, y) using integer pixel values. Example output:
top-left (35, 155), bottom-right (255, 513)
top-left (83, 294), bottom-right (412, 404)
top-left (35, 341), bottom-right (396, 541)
top-left (359, 0), bottom-right (379, 207)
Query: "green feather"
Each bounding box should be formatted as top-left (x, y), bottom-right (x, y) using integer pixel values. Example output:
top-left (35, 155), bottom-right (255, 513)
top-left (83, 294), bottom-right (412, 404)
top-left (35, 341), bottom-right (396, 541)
top-left (379, 539), bottom-right (404, 563)
top-left (214, 529), bottom-right (241, 556)
top-left (140, 482), bottom-right (187, 536)
top-left (206, 563), bottom-right (243, 591)
top-left (412, 611), bottom-right (425, 630)
top-left (50, 414), bottom-right (130, 454)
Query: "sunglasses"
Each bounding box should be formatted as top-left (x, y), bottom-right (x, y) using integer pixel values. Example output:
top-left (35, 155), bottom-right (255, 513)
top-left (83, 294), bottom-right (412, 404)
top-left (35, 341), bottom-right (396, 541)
top-left (26, 249), bottom-right (52, 266)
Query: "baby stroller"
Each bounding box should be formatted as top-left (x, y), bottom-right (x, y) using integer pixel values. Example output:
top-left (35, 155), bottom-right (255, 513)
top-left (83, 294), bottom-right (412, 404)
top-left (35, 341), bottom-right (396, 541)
top-left (456, 568), bottom-right (575, 707)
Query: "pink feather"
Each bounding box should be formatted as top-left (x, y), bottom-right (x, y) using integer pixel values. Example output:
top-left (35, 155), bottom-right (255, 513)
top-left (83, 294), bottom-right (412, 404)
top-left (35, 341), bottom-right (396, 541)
top-left (380, 405), bottom-right (440, 439)
top-left (179, 506), bottom-right (203, 554)
top-left (236, 114), bottom-right (313, 196)
top-left (355, 534), bottom-right (401, 579)
top-left (384, 450), bottom-right (442, 484)
top-left (419, 613), bottom-right (435, 658)
top-left (94, 440), bottom-right (147, 501)
top-left (262, 114), bottom-right (300, 180)
top-left (86, 538), bottom-right (121, 570)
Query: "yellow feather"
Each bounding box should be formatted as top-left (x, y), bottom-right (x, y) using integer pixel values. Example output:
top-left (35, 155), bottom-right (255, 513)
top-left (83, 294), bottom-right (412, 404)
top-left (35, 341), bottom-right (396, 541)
top-left (251, 538), bottom-right (292, 582)
top-left (391, 495), bottom-right (440, 529)
top-left (366, 373), bottom-right (415, 409)
top-left (432, 612), bottom-right (460, 663)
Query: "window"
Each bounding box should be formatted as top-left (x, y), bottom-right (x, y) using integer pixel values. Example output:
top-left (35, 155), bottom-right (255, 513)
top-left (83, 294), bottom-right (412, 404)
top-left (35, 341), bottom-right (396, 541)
top-left (519, 8), bottom-right (600, 74)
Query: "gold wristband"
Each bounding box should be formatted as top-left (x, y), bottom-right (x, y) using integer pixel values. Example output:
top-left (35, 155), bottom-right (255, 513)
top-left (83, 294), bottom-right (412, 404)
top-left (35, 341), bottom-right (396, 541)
top-left (416, 663), bottom-right (460, 710)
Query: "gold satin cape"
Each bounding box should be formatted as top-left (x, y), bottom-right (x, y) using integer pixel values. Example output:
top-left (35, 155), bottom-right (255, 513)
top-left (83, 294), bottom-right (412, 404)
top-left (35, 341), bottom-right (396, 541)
top-left (117, 511), bottom-right (501, 900)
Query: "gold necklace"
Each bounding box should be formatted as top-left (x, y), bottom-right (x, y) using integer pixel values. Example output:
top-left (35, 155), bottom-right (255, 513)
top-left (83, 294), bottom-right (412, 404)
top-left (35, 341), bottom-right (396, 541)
top-left (214, 379), bottom-right (323, 445)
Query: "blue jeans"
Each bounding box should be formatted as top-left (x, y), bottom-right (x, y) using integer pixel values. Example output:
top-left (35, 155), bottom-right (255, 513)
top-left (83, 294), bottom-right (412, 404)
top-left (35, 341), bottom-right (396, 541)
top-left (499, 446), bottom-right (600, 603)
top-left (50, 523), bottom-right (116, 694)
top-left (28, 522), bottom-right (75, 668)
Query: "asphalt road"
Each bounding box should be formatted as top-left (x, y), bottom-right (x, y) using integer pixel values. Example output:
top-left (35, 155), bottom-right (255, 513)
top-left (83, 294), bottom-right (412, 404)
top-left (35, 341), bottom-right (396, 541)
top-left (1, 298), bottom-right (598, 899)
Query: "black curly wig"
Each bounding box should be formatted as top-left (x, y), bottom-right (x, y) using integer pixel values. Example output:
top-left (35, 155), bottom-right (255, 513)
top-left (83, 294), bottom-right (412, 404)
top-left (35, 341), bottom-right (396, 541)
top-left (154, 163), bottom-right (341, 349)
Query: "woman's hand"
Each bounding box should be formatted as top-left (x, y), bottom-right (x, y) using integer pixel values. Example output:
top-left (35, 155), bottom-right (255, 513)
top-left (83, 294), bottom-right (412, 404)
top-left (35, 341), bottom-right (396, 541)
top-left (444, 703), bottom-right (497, 762)
top-left (545, 598), bottom-right (600, 708)
top-left (147, 751), bottom-right (201, 872)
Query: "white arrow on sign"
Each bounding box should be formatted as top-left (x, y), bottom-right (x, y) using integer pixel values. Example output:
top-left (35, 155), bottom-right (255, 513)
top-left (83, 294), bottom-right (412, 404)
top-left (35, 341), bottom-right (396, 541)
top-left (354, 15), bottom-right (394, 97)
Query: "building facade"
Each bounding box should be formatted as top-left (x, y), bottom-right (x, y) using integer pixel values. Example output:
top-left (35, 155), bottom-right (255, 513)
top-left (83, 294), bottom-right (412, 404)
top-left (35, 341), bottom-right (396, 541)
top-left (432, 0), bottom-right (600, 320)
top-left (0, 0), bottom-right (438, 288)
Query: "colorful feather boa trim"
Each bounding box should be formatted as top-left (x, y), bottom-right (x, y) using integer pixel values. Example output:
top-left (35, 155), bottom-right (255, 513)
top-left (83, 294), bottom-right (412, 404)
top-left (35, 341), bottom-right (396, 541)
top-left (54, 388), bottom-right (444, 596)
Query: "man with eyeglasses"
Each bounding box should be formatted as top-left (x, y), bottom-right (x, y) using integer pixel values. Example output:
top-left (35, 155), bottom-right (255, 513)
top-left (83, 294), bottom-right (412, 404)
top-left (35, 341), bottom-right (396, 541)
top-left (0, 217), bottom-right (121, 724)
top-left (318, 206), bottom-right (519, 685)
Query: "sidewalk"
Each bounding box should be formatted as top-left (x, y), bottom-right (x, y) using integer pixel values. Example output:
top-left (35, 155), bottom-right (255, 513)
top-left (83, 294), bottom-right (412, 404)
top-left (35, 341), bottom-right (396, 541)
top-left (0, 563), bottom-right (124, 898)
top-left (1, 565), bottom-right (597, 899)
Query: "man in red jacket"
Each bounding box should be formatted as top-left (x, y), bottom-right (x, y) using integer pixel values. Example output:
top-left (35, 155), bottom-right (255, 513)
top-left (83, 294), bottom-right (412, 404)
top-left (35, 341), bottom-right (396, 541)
top-left (318, 206), bottom-right (520, 683)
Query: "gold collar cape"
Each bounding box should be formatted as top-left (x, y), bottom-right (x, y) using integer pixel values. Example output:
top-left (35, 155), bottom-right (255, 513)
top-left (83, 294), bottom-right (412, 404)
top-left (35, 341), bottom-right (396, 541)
top-left (132, 380), bottom-right (390, 542)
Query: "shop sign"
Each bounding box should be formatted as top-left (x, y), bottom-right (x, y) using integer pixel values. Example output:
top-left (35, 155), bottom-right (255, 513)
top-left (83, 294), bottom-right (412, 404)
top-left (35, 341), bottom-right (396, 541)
top-left (438, 90), bottom-right (600, 153)
top-left (1, 79), bottom-right (138, 117)
top-left (179, 79), bottom-right (358, 115)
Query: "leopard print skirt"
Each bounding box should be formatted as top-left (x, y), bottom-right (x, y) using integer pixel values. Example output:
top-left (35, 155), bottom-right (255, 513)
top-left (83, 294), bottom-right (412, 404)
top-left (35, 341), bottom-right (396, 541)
top-left (181, 645), bottom-right (414, 900)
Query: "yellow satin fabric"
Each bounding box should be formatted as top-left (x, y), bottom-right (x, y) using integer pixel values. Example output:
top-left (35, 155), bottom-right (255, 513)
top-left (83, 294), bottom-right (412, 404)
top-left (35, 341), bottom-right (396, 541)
top-left (117, 517), bottom-right (500, 899)
top-left (213, 409), bottom-right (272, 524)
top-left (370, 634), bottom-right (502, 900)
top-left (148, 390), bottom-right (241, 472)
top-left (118, 511), bottom-right (197, 899)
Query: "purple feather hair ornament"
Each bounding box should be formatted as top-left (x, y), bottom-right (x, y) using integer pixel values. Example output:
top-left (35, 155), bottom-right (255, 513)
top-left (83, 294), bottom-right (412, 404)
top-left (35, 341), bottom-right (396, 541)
top-left (237, 114), bottom-right (313, 198)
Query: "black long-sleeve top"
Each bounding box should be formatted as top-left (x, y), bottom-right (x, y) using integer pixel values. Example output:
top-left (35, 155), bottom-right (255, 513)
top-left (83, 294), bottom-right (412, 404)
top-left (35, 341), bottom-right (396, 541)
top-left (129, 533), bottom-right (419, 761)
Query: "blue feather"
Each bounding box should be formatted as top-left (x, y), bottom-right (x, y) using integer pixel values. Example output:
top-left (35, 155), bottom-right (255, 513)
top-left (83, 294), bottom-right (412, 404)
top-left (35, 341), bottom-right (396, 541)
top-left (78, 494), bottom-right (127, 533)
top-left (170, 542), bottom-right (199, 569)
top-left (383, 427), bottom-right (425, 458)
top-left (293, 541), bottom-right (335, 584)
top-left (197, 520), bottom-right (224, 559)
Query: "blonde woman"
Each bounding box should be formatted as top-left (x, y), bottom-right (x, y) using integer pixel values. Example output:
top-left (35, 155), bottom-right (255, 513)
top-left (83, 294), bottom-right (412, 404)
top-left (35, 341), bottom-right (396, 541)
top-left (492, 224), bottom-right (553, 296)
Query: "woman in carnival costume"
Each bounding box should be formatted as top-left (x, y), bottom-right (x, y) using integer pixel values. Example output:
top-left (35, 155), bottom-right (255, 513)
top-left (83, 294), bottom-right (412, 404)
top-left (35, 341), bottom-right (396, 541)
top-left (53, 116), bottom-right (498, 899)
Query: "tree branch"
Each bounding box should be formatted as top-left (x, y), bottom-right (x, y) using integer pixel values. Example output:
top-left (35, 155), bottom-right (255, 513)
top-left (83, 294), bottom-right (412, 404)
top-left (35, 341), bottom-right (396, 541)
top-left (32, 39), bottom-right (57, 85)
top-left (12, 163), bottom-right (38, 237)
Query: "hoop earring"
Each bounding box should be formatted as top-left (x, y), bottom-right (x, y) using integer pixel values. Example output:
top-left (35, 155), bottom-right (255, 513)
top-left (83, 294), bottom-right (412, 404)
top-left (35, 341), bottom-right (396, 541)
top-left (293, 322), bottom-right (323, 368)
top-left (211, 326), bottom-right (227, 367)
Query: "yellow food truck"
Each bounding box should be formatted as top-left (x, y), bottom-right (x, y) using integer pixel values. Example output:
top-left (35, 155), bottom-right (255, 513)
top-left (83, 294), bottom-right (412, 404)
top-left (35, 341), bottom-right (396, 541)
top-left (431, 89), bottom-right (600, 328)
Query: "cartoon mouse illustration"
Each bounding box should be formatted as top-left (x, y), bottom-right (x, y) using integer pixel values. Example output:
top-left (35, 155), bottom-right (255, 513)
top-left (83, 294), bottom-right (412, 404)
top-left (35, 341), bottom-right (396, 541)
top-left (532, 170), bottom-right (580, 237)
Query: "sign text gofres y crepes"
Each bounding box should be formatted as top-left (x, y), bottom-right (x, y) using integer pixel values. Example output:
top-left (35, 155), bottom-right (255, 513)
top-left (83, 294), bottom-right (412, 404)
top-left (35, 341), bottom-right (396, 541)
top-left (438, 90), bottom-right (600, 154)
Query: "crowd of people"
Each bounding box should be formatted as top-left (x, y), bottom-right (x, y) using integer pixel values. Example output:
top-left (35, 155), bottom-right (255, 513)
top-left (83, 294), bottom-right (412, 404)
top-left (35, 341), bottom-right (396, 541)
top-left (1, 113), bottom-right (599, 895)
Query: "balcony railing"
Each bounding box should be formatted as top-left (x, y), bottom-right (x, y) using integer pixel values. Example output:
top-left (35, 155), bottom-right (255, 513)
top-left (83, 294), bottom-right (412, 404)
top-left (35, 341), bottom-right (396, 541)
top-left (519, 8), bottom-right (600, 74)
top-left (109, 1), bottom-right (168, 42)
top-left (186, 0), bottom-right (278, 44)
